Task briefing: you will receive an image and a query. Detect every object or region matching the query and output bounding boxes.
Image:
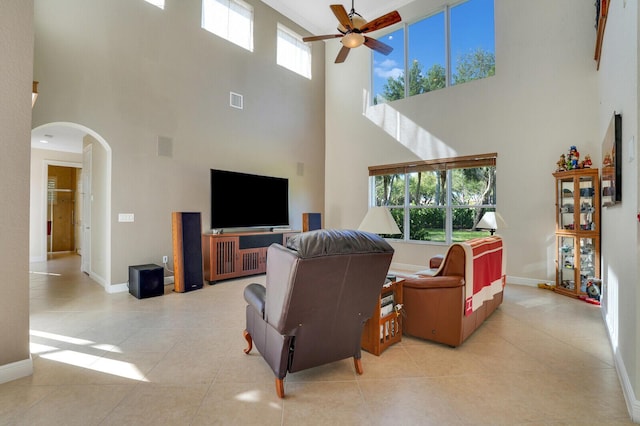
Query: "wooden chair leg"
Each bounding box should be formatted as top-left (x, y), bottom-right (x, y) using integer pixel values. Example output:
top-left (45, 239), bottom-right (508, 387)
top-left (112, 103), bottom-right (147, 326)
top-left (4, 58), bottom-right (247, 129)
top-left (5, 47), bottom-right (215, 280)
top-left (275, 378), bottom-right (285, 398)
top-left (243, 330), bottom-right (253, 354)
top-left (353, 357), bottom-right (363, 375)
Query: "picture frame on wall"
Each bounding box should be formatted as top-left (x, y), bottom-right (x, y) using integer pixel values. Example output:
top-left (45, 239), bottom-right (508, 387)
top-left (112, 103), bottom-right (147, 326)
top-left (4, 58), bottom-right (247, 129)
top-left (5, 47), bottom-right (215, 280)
top-left (594, 0), bottom-right (609, 69)
top-left (601, 112), bottom-right (622, 207)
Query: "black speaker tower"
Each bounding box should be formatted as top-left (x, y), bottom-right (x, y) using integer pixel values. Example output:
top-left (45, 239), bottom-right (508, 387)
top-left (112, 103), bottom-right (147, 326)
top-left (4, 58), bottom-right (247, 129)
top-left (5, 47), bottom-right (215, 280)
top-left (172, 212), bottom-right (204, 292)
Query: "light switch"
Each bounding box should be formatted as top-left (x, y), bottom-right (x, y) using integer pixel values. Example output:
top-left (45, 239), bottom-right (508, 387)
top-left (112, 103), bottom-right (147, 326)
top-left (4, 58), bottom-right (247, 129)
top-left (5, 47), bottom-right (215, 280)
top-left (118, 213), bottom-right (134, 222)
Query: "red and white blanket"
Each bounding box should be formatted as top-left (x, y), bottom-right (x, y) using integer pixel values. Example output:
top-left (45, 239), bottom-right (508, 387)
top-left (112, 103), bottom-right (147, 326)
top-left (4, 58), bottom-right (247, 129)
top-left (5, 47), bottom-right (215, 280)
top-left (454, 236), bottom-right (506, 316)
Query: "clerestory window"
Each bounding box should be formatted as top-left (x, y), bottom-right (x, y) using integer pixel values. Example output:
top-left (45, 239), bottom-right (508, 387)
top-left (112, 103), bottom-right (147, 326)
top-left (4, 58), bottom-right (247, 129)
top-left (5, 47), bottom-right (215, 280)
top-left (202, 0), bottom-right (254, 52)
top-left (277, 23), bottom-right (312, 79)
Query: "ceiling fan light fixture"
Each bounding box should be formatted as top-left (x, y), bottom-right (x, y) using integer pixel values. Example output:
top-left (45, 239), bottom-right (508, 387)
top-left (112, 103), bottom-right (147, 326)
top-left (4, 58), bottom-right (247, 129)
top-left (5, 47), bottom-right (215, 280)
top-left (342, 32), bottom-right (365, 48)
top-left (337, 13), bottom-right (367, 33)
top-left (307, 3), bottom-right (401, 63)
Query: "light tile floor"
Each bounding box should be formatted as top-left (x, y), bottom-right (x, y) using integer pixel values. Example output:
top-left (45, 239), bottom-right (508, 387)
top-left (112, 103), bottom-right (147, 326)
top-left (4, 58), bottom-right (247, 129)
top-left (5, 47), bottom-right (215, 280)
top-left (0, 253), bottom-right (633, 425)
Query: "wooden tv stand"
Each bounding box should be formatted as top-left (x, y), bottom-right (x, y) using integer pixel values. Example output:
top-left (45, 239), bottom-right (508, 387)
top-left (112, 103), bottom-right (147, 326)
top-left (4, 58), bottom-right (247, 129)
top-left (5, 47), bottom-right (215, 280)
top-left (202, 230), bottom-right (299, 283)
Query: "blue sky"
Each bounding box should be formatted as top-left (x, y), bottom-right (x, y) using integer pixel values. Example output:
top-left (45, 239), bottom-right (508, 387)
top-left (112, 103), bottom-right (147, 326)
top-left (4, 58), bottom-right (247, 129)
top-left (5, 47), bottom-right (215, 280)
top-left (372, 0), bottom-right (495, 99)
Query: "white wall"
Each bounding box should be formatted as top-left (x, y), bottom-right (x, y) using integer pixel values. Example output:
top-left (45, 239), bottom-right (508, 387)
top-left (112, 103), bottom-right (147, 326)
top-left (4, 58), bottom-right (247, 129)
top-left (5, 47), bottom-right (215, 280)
top-left (32, 0), bottom-right (326, 285)
top-left (0, 0), bottom-right (33, 379)
top-left (597, 0), bottom-right (640, 418)
top-left (325, 0), bottom-right (599, 284)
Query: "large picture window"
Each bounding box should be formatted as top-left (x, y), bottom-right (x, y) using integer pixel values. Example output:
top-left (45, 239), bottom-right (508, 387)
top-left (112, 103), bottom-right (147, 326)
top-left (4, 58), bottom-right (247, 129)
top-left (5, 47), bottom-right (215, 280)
top-left (369, 154), bottom-right (497, 244)
top-left (372, 0), bottom-right (494, 104)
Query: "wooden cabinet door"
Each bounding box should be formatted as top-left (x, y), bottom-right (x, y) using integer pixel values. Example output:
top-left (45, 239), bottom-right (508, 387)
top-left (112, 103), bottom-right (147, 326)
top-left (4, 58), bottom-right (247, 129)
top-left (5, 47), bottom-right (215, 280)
top-left (203, 235), bottom-right (238, 282)
top-left (238, 247), bottom-right (267, 276)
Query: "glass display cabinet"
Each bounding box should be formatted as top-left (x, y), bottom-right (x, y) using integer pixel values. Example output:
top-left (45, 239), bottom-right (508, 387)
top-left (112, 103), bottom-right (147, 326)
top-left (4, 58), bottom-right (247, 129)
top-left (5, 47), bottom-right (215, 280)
top-left (552, 168), bottom-right (600, 297)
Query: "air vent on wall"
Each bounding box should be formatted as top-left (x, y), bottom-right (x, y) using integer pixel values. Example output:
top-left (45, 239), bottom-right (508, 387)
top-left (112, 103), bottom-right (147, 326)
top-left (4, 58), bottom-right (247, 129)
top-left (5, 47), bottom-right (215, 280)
top-left (230, 92), bottom-right (243, 110)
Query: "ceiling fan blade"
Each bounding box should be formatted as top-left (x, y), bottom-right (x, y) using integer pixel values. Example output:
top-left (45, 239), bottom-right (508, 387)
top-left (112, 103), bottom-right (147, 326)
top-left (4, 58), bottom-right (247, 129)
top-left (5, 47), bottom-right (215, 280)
top-left (364, 36), bottom-right (393, 55)
top-left (330, 4), bottom-right (353, 31)
top-left (335, 45), bottom-right (351, 63)
top-left (360, 10), bottom-right (401, 33)
top-left (303, 34), bottom-right (343, 42)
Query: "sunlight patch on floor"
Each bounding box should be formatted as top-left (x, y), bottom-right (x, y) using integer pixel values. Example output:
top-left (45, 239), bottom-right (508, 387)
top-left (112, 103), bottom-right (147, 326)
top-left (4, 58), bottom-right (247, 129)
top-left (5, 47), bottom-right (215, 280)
top-left (30, 329), bottom-right (147, 381)
top-left (31, 329), bottom-right (122, 353)
top-left (29, 271), bottom-right (62, 277)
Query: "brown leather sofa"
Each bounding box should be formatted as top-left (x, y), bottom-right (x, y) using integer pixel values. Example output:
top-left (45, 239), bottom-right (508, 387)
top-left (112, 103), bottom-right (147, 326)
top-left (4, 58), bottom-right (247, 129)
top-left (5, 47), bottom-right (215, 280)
top-left (401, 236), bottom-right (505, 347)
top-left (243, 229), bottom-right (394, 398)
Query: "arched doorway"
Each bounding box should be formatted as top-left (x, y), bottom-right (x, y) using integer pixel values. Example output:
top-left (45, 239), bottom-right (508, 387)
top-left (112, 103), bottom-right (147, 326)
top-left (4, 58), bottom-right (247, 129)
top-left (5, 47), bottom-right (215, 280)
top-left (30, 122), bottom-right (112, 290)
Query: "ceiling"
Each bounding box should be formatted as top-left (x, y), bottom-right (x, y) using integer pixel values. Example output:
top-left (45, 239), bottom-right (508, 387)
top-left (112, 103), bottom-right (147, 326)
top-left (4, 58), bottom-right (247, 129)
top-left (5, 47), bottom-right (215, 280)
top-left (31, 124), bottom-right (84, 154)
top-left (262, 0), bottom-right (413, 35)
top-left (32, 1), bottom-right (413, 154)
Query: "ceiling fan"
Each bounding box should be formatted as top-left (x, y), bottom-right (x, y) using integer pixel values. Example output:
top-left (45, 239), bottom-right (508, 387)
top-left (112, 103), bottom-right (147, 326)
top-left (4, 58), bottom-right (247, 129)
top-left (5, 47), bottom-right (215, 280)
top-left (302, 1), bottom-right (402, 64)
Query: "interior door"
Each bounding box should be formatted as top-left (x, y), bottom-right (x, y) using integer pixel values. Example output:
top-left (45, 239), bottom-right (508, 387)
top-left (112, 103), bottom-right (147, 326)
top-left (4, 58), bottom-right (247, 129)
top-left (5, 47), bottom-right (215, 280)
top-left (47, 165), bottom-right (76, 253)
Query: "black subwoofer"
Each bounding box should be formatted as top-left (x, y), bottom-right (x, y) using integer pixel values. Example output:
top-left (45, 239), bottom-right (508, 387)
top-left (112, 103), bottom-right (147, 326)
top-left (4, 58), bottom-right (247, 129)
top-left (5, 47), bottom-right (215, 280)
top-left (129, 264), bottom-right (164, 299)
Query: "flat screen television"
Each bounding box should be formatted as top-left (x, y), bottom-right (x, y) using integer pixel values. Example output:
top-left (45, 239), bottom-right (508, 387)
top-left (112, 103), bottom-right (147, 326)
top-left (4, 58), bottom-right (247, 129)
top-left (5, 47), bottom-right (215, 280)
top-left (210, 169), bottom-right (289, 230)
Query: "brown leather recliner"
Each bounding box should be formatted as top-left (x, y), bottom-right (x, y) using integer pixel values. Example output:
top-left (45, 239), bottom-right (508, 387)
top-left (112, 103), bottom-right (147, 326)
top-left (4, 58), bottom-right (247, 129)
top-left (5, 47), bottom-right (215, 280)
top-left (242, 229), bottom-right (394, 398)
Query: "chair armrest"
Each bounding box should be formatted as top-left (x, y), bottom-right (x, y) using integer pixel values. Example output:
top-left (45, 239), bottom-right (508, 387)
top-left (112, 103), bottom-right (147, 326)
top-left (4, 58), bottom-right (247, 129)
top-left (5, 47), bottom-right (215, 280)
top-left (403, 275), bottom-right (464, 290)
top-left (244, 283), bottom-right (266, 316)
top-left (429, 255), bottom-right (444, 269)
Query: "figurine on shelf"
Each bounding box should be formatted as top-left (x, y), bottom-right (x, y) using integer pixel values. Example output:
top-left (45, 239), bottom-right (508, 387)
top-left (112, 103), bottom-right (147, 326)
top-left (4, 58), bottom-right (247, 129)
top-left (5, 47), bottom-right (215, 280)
top-left (603, 153), bottom-right (613, 167)
top-left (556, 154), bottom-right (567, 172)
top-left (568, 145), bottom-right (580, 169)
top-left (581, 154), bottom-right (592, 168)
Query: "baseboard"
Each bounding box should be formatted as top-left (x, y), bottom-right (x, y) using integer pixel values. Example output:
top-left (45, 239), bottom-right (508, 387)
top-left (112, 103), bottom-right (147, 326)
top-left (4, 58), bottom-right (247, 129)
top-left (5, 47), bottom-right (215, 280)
top-left (164, 276), bottom-right (174, 285)
top-left (107, 283), bottom-right (128, 294)
top-left (87, 271), bottom-right (107, 289)
top-left (616, 352), bottom-right (640, 422)
top-left (0, 357), bottom-right (33, 385)
top-left (602, 310), bottom-right (640, 422)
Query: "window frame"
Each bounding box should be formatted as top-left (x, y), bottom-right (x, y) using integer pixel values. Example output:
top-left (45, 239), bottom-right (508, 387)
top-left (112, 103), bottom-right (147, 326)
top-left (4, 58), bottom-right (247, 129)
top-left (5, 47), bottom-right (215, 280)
top-left (368, 153), bottom-right (497, 245)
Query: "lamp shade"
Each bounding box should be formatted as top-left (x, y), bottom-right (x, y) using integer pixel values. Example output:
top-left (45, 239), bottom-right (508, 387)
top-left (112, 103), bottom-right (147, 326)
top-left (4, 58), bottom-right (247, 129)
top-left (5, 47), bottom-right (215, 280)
top-left (477, 212), bottom-right (497, 230)
top-left (476, 211), bottom-right (506, 235)
top-left (358, 207), bottom-right (401, 235)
